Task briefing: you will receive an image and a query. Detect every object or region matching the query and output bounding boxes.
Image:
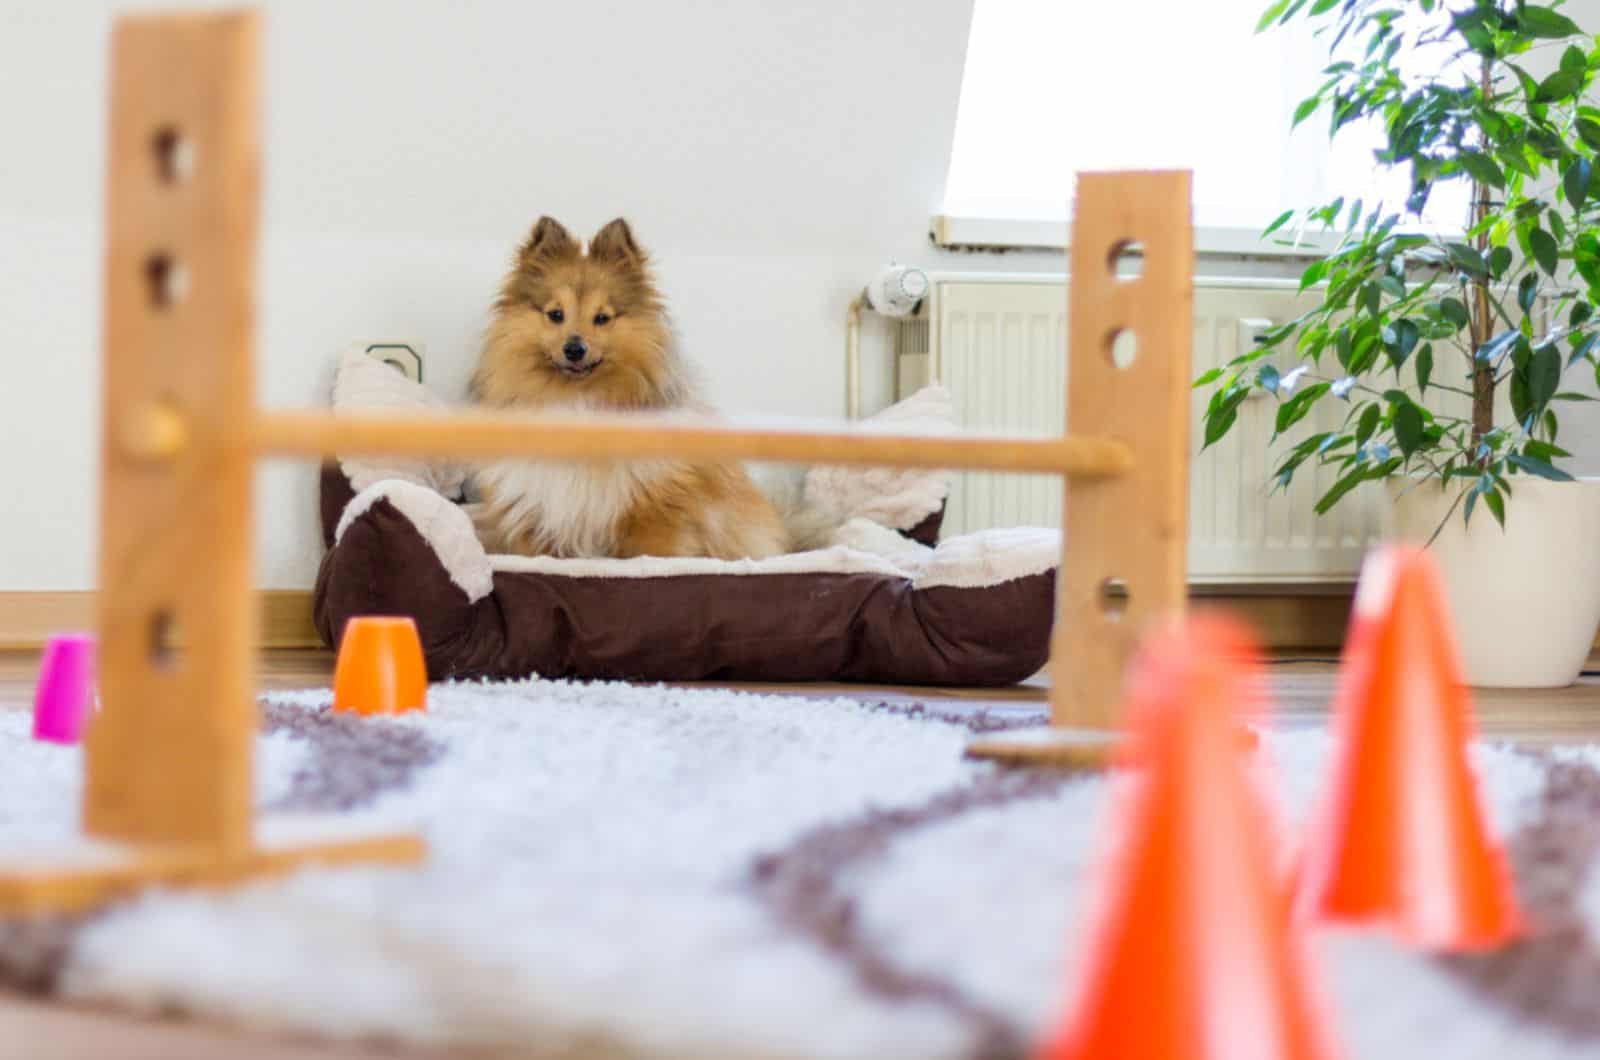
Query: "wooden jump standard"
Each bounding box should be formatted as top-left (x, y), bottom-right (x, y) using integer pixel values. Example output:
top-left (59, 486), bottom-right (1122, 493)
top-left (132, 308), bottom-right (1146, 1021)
top-left (0, 10), bottom-right (1191, 915)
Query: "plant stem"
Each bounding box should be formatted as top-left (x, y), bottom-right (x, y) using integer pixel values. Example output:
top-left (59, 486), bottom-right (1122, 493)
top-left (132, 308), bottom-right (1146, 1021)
top-left (1470, 53), bottom-right (1496, 448)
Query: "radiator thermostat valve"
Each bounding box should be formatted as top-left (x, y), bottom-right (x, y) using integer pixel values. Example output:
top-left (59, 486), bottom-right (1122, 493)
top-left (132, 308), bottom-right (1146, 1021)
top-left (866, 263), bottom-right (928, 318)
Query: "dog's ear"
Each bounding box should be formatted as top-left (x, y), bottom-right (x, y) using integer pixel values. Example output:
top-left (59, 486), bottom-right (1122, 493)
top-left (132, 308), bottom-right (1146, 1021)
top-left (521, 216), bottom-right (579, 264)
top-left (588, 218), bottom-right (647, 269)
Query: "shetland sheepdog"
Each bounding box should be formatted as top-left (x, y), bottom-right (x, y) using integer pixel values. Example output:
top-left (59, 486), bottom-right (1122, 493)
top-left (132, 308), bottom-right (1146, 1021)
top-left (469, 216), bottom-right (788, 560)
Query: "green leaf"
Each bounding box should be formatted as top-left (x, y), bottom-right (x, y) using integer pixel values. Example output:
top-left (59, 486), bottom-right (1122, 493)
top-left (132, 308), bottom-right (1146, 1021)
top-left (1381, 318), bottom-right (1420, 363)
top-left (1459, 152), bottom-right (1505, 189)
top-left (1416, 343), bottom-right (1434, 394)
top-left (1193, 367), bottom-right (1225, 388)
top-left (1203, 407), bottom-right (1238, 450)
top-left (1257, 363), bottom-right (1281, 393)
top-left (1566, 157), bottom-right (1594, 209)
top-left (1563, 44), bottom-right (1589, 76)
top-left (1485, 487), bottom-right (1506, 528)
top-left (1530, 343), bottom-right (1562, 412)
top-left (1507, 452), bottom-right (1576, 480)
top-left (1527, 438), bottom-right (1573, 461)
top-left (1314, 466), bottom-right (1369, 515)
top-left (1255, 0), bottom-right (1292, 32)
top-left (1292, 96), bottom-right (1321, 128)
top-left (1394, 402), bottom-right (1424, 457)
top-left (1299, 259), bottom-right (1329, 291)
top-left (1456, 8), bottom-right (1498, 53)
top-left (1445, 243), bottom-right (1489, 277)
top-left (1571, 331), bottom-right (1600, 367)
top-left (1202, 383), bottom-right (1249, 449)
top-left (1530, 227), bottom-right (1560, 276)
top-left (1355, 403), bottom-right (1381, 446)
top-left (1509, 62), bottom-right (1543, 102)
top-left (1438, 297), bottom-right (1469, 328)
top-left (1263, 209), bottom-right (1295, 238)
top-left (1518, 272), bottom-right (1541, 315)
top-left (1538, 68), bottom-right (1585, 101)
top-left (1490, 245), bottom-right (1514, 278)
top-left (1512, 364), bottom-right (1533, 425)
top-left (1578, 117), bottom-right (1600, 152)
top-left (1273, 381), bottom-right (1330, 435)
top-left (1579, 233), bottom-right (1600, 288)
top-left (1520, 5), bottom-right (1584, 39)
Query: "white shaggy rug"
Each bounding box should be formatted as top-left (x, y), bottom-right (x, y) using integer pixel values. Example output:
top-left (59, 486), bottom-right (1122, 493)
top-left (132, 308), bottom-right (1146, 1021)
top-left (0, 679), bottom-right (1595, 1059)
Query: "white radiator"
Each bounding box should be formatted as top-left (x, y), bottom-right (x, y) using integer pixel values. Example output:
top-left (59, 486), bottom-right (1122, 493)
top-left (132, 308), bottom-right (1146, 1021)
top-left (912, 273), bottom-right (1396, 584)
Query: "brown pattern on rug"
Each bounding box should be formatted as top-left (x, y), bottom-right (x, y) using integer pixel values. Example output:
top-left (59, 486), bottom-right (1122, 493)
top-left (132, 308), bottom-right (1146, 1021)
top-left (1434, 754), bottom-right (1600, 1038)
top-left (867, 699), bottom-right (1049, 734)
top-left (0, 914), bottom-right (80, 996)
top-left (749, 767), bottom-right (1082, 1060)
top-left (259, 702), bottom-right (443, 812)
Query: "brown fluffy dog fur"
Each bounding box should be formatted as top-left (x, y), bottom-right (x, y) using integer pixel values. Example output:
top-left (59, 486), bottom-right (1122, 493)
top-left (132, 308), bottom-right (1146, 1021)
top-left (469, 217), bottom-right (787, 560)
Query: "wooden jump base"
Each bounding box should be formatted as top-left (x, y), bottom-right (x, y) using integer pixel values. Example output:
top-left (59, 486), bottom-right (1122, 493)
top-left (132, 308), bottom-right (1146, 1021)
top-left (0, 10), bottom-right (1191, 915)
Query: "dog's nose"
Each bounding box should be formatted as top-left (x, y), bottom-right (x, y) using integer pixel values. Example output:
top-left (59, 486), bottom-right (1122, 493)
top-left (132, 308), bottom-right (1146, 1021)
top-left (563, 337), bottom-right (587, 363)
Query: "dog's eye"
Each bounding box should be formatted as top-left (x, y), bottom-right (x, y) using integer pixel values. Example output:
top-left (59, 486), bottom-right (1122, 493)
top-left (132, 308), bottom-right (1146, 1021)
top-left (546, 308), bottom-right (565, 324)
top-left (593, 312), bottom-right (612, 326)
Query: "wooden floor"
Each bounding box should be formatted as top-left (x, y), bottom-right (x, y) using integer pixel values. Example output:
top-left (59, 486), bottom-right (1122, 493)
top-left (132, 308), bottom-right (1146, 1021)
top-left (8, 648), bottom-right (1598, 744)
top-left (4, 647), bottom-right (1600, 1058)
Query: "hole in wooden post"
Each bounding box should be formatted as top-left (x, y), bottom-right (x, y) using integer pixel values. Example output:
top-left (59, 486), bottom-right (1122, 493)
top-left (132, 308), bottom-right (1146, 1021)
top-left (1107, 241), bottom-right (1144, 280)
top-left (1106, 328), bottom-right (1138, 369)
top-left (1098, 578), bottom-right (1129, 622)
top-left (152, 127), bottom-right (194, 183)
top-left (144, 254), bottom-right (188, 309)
top-left (148, 610), bottom-right (180, 670)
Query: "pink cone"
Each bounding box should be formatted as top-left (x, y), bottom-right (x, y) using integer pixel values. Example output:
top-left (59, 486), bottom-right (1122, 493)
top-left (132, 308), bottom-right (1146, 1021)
top-left (32, 633), bottom-right (97, 744)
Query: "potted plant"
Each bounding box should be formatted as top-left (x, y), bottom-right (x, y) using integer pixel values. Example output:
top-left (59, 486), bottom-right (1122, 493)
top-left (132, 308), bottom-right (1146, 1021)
top-left (1198, 0), bottom-right (1600, 686)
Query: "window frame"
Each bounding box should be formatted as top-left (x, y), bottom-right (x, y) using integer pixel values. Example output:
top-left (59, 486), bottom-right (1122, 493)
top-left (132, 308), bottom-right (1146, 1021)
top-left (928, 212), bottom-right (1342, 258)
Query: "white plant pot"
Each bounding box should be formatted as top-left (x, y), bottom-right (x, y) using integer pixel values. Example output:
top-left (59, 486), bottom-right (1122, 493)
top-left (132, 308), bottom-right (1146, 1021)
top-left (1382, 476), bottom-right (1600, 688)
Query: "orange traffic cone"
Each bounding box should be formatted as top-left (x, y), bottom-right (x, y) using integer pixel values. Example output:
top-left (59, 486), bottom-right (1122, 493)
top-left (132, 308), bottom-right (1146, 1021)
top-left (333, 615), bottom-right (428, 716)
top-left (1040, 616), bottom-right (1339, 1060)
top-left (1295, 545), bottom-right (1522, 950)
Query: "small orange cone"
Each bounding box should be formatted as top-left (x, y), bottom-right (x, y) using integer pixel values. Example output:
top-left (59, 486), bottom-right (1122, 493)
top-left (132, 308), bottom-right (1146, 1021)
top-left (333, 616), bottom-right (427, 716)
top-left (1040, 616), bottom-right (1339, 1060)
top-left (1295, 545), bottom-right (1522, 950)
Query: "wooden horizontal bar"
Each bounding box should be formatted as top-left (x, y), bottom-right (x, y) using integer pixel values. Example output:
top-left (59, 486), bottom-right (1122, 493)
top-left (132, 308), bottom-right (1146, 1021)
top-left (0, 822), bottom-right (424, 916)
top-left (251, 410), bottom-right (1136, 476)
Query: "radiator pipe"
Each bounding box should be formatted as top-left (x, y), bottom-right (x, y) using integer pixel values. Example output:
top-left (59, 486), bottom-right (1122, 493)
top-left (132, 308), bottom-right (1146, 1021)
top-left (845, 291), bottom-right (867, 420)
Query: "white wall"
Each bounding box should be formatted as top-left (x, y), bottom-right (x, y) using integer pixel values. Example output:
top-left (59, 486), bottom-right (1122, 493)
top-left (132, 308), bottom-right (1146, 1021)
top-left (10, 1), bottom-right (1600, 592)
top-left (0, 0), bottom-right (981, 589)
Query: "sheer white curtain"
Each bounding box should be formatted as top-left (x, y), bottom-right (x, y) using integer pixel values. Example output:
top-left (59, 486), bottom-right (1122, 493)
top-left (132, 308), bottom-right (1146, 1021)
top-left (943, 0), bottom-right (1470, 236)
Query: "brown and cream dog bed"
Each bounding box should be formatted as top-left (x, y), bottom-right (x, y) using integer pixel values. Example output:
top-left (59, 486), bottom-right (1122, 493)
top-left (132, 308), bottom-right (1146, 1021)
top-left (314, 351), bottom-right (1058, 684)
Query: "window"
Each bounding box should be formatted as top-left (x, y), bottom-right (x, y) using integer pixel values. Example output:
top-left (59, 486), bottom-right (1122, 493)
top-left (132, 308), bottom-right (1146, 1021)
top-left (941, 0), bottom-right (1470, 246)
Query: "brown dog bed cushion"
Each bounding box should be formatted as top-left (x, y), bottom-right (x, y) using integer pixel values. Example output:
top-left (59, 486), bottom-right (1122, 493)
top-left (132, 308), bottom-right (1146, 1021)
top-left (312, 354), bottom-right (1058, 684)
top-left (316, 470), bottom-right (1056, 684)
